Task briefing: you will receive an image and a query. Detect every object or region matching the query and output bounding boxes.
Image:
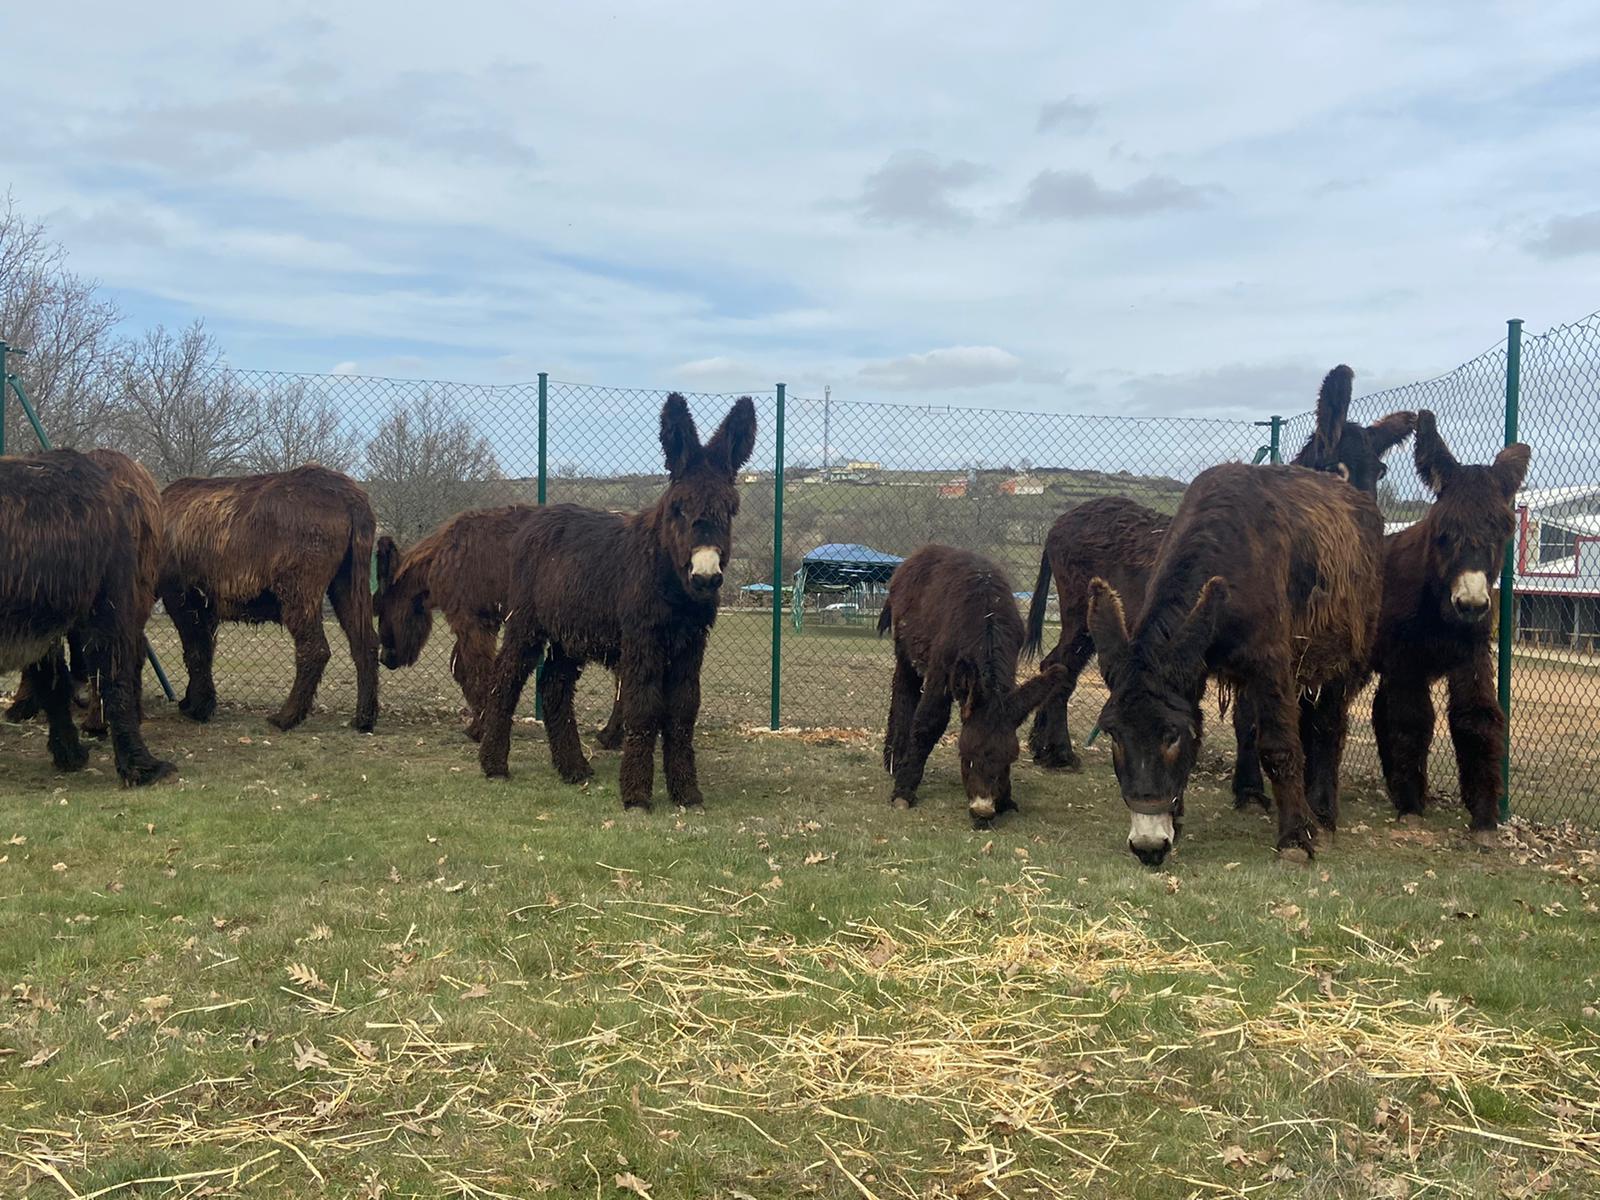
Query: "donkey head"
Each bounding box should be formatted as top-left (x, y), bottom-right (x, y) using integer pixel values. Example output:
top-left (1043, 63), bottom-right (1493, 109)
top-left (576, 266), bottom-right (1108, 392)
top-left (1088, 575), bottom-right (1229, 866)
top-left (657, 393), bottom-right (757, 602)
top-left (1291, 365), bottom-right (1416, 495)
top-left (374, 535), bottom-right (434, 670)
top-left (955, 664), bottom-right (1066, 822)
top-left (1413, 409), bottom-right (1531, 627)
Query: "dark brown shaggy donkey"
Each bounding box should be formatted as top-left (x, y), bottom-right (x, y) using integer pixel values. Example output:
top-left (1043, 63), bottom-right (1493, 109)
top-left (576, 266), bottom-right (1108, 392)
top-left (477, 394), bottom-right (756, 809)
top-left (159, 465), bottom-right (380, 731)
top-left (6, 448), bottom-right (166, 734)
top-left (374, 506), bottom-right (623, 742)
top-left (1024, 367), bottom-right (1413, 806)
top-left (879, 544), bottom-right (1064, 824)
top-left (1, 449), bottom-right (174, 785)
top-left (1372, 411), bottom-right (1530, 843)
top-left (1088, 463), bottom-right (1383, 865)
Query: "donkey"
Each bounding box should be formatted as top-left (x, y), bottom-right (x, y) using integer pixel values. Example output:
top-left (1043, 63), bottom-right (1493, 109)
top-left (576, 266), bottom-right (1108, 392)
top-left (1, 449), bottom-right (174, 785)
top-left (159, 465), bottom-right (380, 731)
top-left (879, 544), bottom-right (1065, 824)
top-left (1372, 411), bottom-right (1530, 843)
top-left (477, 394), bottom-right (756, 809)
top-left (1088, 461), bottom-right (1384, 865)
top-left (1025, 366), bottom-right (1413, 805)
top-left (375, 506), bottom-right (624, 742)
top-left (6, 448), bottom-right (166, 735)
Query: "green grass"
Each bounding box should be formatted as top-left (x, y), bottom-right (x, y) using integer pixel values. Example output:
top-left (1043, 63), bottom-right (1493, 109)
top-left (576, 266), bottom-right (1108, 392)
top-left (2, 703), bottom-right (1598, 1198)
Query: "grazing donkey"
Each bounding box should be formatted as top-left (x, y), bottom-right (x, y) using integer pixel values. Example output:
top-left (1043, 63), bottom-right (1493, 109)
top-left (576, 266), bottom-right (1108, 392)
top-left (879, 544), bottom-right (1065, 824)
top-left (375, 506), bottom-right (624, 742)
top-left (6, 448), bottom-right (166, 734)
top-left (1, 449), bottom-right (174, 785)
top-left (160, 465), bottom-right (380, 731)
top-left (1088, 462), bottom-right (1384, 866)
top-left (1372, 411), bottom-right (1530, 842)
top-left (477, 394), bottom-right (756, 809)
top-left (1024, 366), bottom-right (1413, 807)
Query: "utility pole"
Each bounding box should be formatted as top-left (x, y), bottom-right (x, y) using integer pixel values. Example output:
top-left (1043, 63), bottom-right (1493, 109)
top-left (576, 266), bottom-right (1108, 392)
top-left (822, 384), bottom-right (831, 473)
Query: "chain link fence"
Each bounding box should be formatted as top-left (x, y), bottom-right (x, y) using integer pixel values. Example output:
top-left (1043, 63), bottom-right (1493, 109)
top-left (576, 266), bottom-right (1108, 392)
top-left (3, 313), bottom-right (1597, 823)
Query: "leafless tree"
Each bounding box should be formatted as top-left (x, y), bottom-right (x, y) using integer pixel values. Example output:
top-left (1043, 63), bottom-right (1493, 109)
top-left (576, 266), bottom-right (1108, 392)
top-left (0, 196), bottom-right (122, 447)
top-left (364, 390), bottom-right (501, 541)
top-left (246, 378), bottom-right (359, 474)
top-left (117, 321), bottom-right (260, 482)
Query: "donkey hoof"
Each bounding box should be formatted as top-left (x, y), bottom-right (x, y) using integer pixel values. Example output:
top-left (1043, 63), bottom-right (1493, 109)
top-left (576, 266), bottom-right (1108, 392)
top-left (124, 759), bottom-right (177, 788)
top-left (1396, 813), bottom-right (1426, 830)
top-left (558, 762), bottom-right (595, 785)
top-left (622, 797), bottom-right (654, 813)
top-left (266, 712), bottom-right (305, 733)
top-left (51, 743), bottom-right (91, 773)
top-left (890, 794), bottom-right (914, 811)
top-left (1233, 788), bottom-right (1269, 811)
top-left (1469, 828), bottom-right (1501, 849)
top-left (1277, 845), bottom-right (1312, 866)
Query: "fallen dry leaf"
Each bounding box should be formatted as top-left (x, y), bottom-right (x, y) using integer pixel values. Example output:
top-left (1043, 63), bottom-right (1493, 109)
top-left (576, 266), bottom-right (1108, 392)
top-left (293, 1039), bottom-right (330, 1071)
top-left (461, 982), bottom-right (490, 1000)
top-left (614, 1172), bottom-right (653, 1200)
top-left (286, 962), bottom-right (328, 993)
top-left (22, 1046), bottom-right (59, 1069)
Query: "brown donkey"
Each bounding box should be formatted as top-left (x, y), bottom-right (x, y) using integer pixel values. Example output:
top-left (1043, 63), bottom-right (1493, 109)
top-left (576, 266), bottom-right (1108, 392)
top-left (159, 465), bottom-right (380, 731)
top-left (879, 544), bottom-right (1064, 824)
top-left (375, 506), bottom-right (623, 741)
top-left (477, 394), bottom-right (755, 809)
top-left (1372, 411), bottom-right (1530, 842)
top-left (1, 449), bottom-right (174, 785)
top-left (1024, 366), bottom-right (1412, 805)
top-left (1088, 462), bottom-right (1383, 865)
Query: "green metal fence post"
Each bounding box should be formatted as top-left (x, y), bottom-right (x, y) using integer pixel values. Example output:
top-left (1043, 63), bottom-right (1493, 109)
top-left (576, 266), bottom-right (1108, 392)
top-left (0, 340), bottom-right (8, 455)
top-left (534, 372), bottom-right (549, 719)
top-left (1269, 414), bottom-right (1283, 464)
top-left (537, 372), bottom-right (548, 505)
top-left (1498, 318), bottom-right (1523, 822)
top-left (770, 383), bottom-right (786, 730)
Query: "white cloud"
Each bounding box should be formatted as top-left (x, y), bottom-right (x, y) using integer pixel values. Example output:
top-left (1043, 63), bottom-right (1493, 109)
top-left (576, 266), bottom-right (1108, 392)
top-left (858, 346), bottom-right (1030, 391)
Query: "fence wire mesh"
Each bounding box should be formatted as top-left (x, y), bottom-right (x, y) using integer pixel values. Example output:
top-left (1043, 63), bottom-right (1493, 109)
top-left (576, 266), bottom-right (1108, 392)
top-left (2, 312), bottom-right (1597, 823)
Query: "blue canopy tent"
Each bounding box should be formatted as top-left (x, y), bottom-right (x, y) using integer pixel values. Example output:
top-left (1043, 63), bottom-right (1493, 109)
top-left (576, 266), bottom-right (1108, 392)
top-left (791, 543), bottom-right (903, 630)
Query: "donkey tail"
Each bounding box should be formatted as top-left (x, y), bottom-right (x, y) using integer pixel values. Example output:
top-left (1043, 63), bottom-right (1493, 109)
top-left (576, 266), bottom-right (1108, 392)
top-left (1022, 548), bottom-right (1053, 661)
top-left (877, 599), bottom-right (892, 637)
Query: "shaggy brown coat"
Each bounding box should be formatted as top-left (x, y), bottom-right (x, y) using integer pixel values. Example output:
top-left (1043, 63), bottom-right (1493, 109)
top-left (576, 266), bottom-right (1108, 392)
top-left (375, 505), bottom-right (623, 742)
top-left (476, 394), bottom-right (756, 809)
top-left (1372, 411), bottom-right (1530, 838)
top-left (1, 449), bottom-right (174, 784)
top-left (159, 464), bottom-right (379, 731)
top-left (879, 544), bottom-right (1064, 824)
top-left (1089, 463), bottom-right (1383, 863)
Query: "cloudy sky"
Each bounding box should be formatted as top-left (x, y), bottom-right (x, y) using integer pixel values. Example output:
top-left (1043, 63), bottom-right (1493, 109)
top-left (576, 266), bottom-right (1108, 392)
top-left (5, 1), bottom-right (1599, 419)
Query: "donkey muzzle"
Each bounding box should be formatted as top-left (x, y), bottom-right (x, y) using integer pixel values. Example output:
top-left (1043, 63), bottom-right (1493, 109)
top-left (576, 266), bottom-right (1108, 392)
top-left (689, 546), bottom-right (724, 593)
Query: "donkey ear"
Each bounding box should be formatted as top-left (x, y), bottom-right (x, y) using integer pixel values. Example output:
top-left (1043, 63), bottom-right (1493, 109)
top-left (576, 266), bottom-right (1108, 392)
top-left (1413, 409), bottom-right (1458, 496)
top-left (1302, 364), bottom-right (1354, 469)
top-left (704, 396), bottom-right (757, 477)
top-left (659, 393), bottom-right (701, 476)
top-left (374, 535), bottom-right (399, 594)
top-left (1008, 664), bottom-right (1066, 727)
top-left (1173, 575), bottom-right (1228, 669)
top-left (1492, 443), bottom-right (1531, 500)
top-left (1086, 578), bottom-right (1130, 678)
top-left (1368, 410), bottom-right (1417, 458)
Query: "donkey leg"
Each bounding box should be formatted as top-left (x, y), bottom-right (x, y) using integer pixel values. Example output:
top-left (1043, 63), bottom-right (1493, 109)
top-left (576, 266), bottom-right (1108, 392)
top-left (268, 601), bottom-right (332, 731)
top-left (329, 568), bottom-right (379, 732)
top-left (661, 638), bottom-right (708, 808)
top-left (1030, 631), bottom-right (1091, 770)
top-left (1230, 692), bottom-right (1269, 810)
top-left (168, 590), bottom-right (220, 723)
top-left (1446, 646), bottom-right (1504, 838)
top-left (5, 660), bottom-right (43, 722)
top-left (891, 684), bottom-right (952, 808)
top-left (1373, 674), bottom-right (1433, 819)
top-left (457, 622), bottom-right (499, 741)
top-left (1250, 670), bottom-right (1316, 861)
top-left (594, 677), bottom-right (625, 751)
top-left (28, 646), bottom-right (88, 773)
top-left (884, 655), bottom-right (921, 774)
top-left (1301, 680), bottom-right (1351, 832)
top-left (84, 607), bottom-right (174, 787)
top-left (539, 648), bottom-right (593, 785)
top-left (477, 609), bottom-right (544, 779)
top-left (617, 653), bottom-right (666, 811)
